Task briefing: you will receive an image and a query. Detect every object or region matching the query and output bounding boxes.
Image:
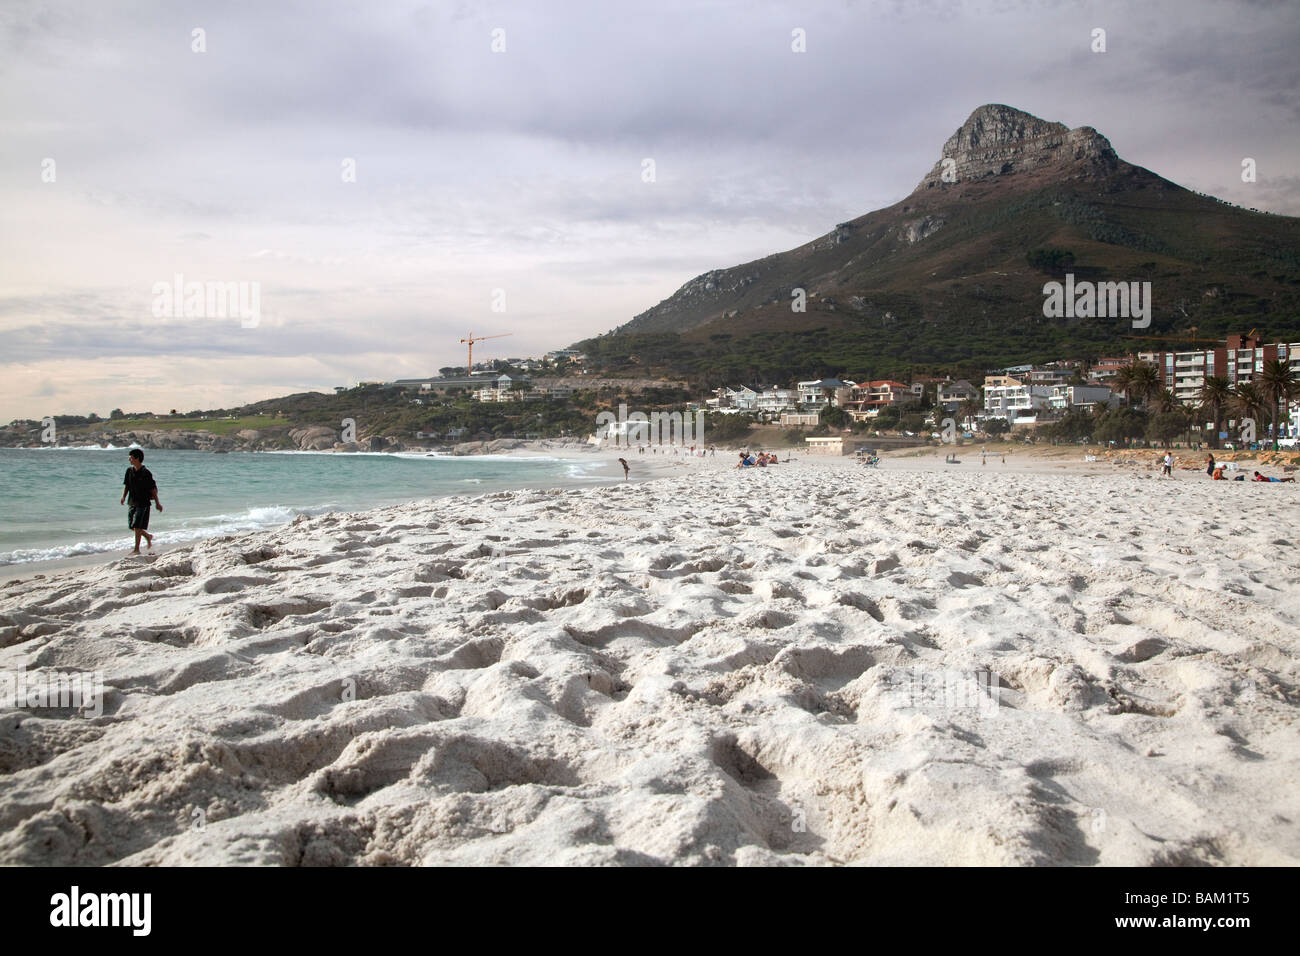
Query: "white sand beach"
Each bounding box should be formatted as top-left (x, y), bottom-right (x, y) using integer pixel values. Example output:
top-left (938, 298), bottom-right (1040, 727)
top-left (1, 453), bottom-right (1296, 865)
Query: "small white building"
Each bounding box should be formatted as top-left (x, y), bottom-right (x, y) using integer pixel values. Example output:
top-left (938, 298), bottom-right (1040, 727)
top-left (805, 436), bottom-right (856, 456)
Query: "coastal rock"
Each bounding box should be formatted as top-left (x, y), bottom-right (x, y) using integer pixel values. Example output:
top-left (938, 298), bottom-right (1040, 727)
top-left (292, 426), bottom-right (338, 451)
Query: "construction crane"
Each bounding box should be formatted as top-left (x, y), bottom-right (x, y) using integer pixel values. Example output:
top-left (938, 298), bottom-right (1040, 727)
top-left (459, 332), bottom-right (512, 372)
top-left (1119, 326), bottom-right (1222, 347)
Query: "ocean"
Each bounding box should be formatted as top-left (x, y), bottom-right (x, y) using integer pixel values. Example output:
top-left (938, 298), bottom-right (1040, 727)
top-left (0, 446), bottom-right (616, 566)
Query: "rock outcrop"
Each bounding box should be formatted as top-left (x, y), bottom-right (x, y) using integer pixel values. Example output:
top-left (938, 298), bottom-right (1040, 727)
top-left (912, 103), bottom-right (1119, 192)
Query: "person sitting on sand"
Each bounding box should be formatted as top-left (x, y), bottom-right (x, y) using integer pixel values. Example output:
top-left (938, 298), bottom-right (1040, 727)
top-left (1212, 465), bottom-right (1227, 480)
top-left (121, 448), bottom-right (162, 553)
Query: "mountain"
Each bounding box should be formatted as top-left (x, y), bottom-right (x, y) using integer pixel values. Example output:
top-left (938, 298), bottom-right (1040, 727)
top-left (579, 104), bottom-right (1300, 384)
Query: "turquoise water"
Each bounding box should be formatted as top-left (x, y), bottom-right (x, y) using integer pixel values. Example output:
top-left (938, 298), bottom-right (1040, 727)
top-left (0, 447), bottom-right (616, 565)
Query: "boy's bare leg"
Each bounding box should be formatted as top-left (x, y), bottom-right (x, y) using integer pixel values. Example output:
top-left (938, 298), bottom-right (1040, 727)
top-left (145, 531), bottom-right (154, 550)
top-left (132, 529), bottom-right (142, 553)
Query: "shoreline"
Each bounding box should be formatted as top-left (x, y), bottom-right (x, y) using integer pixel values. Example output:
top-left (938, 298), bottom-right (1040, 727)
top-left (0, 448), bottom-right (685, 584)
top-left (4, 442), bottom-right (1296, 585)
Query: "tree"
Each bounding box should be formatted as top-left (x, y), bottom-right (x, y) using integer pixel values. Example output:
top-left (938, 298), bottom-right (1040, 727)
top-left (1147, 407), bottom-right (1189, 448)
top-left (900, 413), bottom-right (927, 433)
top-left (958, 397), bottom-right (981, 430)
top-left (874, 405), bottom-right (901, 430)
top-left (1095, 407), bottom-right (1148, 446)
top-left (820, 405), bottom-right (851, 430)
top-left (983, 417), bottom-right (1011, 437)
top-left (1198, 376), bottom-right (1232, 449)
top-left (1151, 388), bottom-right (1180, 415)
top-left (1258, 359), bottom-right (1296, 450)
top-left (1026, 247), bottom-right (1076, 273)
top-left (110, 408), bottom-right (124, 419)
top-left (1229, 382), bottom-right (1266, 446)
top-left (707, 414), bottom-right (754, 444)
top-left (1116, 361), bottom-right (1160, 409)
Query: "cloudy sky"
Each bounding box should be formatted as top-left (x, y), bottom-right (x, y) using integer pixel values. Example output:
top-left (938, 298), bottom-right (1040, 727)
top-left (1, 0), bottom-right (1297, 422)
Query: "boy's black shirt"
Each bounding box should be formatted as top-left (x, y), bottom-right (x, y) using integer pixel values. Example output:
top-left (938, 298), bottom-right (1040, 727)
top-left (124, 466), bottom-right (156, 506)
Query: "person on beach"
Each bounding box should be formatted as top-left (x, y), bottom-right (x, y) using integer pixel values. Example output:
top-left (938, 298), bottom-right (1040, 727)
top-left (1253, 471), bottom-right (1295, 482)
top-left (1162, 452), bottom-right (1173, 476)
top-left (120, 449), bottom-right (162, 553)
top-left (618, 457), bottom-right (629, 480)
top-left (1206, 453), bottom-right (1215, 477)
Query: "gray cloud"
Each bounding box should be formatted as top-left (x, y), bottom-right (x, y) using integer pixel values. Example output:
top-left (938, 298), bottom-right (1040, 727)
top-left (1, 0), bottom-right (1297, 421)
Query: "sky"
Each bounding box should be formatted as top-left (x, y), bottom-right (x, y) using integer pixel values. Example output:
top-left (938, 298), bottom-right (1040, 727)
top-left (1, 0), bottom-right (1297, 422)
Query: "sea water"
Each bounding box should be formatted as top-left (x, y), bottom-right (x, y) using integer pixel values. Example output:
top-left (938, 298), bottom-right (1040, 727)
top-left (0, 447), bottom-right (615, 566)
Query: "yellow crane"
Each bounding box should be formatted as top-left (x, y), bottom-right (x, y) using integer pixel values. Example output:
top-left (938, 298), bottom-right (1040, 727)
top-left (459, 332), bottom-right (512, 371)
top-left (1119, 326), bottom-right (1222, 347)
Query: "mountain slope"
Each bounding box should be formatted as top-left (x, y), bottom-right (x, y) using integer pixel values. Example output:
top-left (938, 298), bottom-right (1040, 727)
top-left (580, 104), bottom-right (1300, 383)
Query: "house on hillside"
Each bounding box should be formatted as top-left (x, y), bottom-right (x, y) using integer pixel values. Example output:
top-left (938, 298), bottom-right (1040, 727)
top-left (937, 379), bottom-right (979, 406)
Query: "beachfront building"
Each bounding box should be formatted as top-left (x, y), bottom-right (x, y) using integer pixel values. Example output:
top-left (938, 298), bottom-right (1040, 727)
top-left (937, 379), bottom-right (979, 406)
top-left (797, 378), bottom-right (855, 409)
top-left (841, 380), bottom-right (917, 420)
top-left (755, 387), bottom-right (798, 420)
top-left (780, 411), bottom-right (821, 426)
top-left (984, 382), bottom-right (1054, 422)
top-left (1150, 333), bottom-right (1299, 407)
top-left (805, 436), bottom-right (858, 455)
top-left (1049, 384), bottom-right (1117, 412)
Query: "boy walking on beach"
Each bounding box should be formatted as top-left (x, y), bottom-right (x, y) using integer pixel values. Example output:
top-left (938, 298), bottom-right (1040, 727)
top-left (121, 449), bottom-right (162, 553)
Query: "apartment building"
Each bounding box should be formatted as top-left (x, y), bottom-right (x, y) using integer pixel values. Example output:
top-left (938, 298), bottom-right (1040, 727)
top-left (1151, 334), bottom-right (1299, 406)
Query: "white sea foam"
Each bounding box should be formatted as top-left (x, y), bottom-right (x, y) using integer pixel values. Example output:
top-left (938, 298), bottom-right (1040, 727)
top-left (0, 503), bottom-right (335, 566)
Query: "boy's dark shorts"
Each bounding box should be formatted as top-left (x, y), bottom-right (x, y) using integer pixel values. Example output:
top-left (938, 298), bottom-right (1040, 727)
top-left (128, 504), bottom-right (151, 531)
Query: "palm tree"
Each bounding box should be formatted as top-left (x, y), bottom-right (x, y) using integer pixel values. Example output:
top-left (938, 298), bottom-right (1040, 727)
top-left (1258, 359), bottom-right (1297, 450)
top-left (1199, 376), bottom-right (1232, 449)
top-left (1152, 388), bottom-right (1180, 414)
top-left (1110, 364), bottom-right (1134, 405)
top-left (1230, 382), bottom-right (1266, 447)
top-left (1125, 361), bottom-right (1161, 409)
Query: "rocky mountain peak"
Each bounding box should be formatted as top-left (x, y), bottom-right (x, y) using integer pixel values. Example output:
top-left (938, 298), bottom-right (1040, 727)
top-left (913, 104), bottom-right (1120, 192)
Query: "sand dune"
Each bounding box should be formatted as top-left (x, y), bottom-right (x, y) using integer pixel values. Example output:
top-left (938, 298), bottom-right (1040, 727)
top-left (1, 458), bottom-right (1296, 865)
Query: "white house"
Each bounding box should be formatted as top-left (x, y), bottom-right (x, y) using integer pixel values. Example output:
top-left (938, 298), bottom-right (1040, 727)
top-left (985, 383), bottom-right (1054, 421)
